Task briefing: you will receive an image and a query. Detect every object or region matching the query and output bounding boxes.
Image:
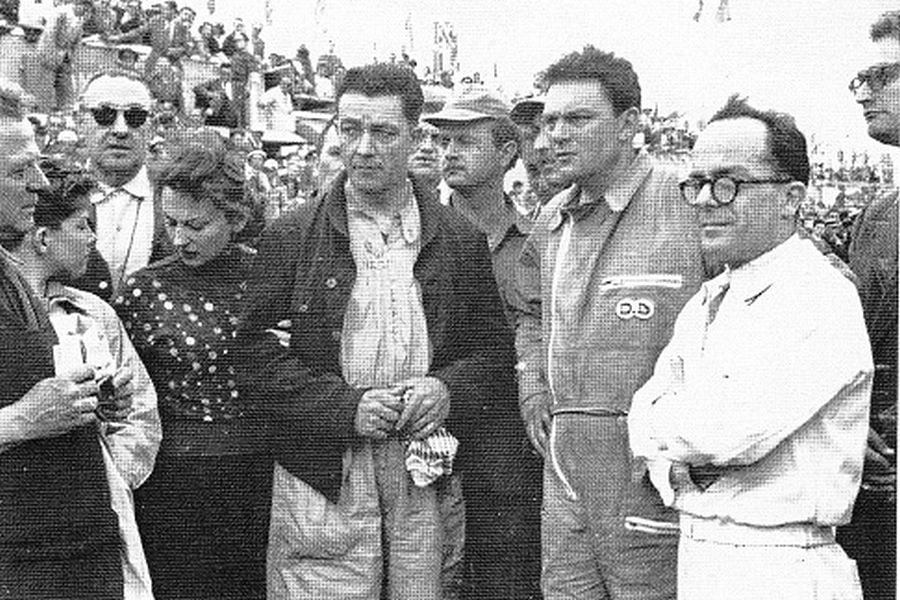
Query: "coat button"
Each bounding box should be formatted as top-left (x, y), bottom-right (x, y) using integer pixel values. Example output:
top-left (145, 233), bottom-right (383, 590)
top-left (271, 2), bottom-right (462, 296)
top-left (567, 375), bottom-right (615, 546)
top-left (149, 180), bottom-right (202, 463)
top-left (298, 304), bottom-right (309, 313)
top-left (325, 277), bottom-right (337, 289)
top-left (331, 330), bottom-right (341, 341)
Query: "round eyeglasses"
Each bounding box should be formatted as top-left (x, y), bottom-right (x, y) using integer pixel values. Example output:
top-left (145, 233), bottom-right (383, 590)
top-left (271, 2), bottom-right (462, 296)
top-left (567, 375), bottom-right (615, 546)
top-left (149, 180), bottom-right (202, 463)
top-left (679, 175), bottom-right (792, 206)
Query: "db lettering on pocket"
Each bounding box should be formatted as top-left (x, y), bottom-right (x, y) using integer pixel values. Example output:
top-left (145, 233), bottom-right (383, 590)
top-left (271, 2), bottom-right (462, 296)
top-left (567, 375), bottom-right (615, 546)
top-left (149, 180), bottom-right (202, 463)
top-left (615, 297), bottom-right (656, 320)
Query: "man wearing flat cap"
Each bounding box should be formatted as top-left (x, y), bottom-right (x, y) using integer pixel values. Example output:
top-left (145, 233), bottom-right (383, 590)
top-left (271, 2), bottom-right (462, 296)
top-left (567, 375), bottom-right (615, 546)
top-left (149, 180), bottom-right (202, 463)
top-left (424, 86), bottom-right (542, 600)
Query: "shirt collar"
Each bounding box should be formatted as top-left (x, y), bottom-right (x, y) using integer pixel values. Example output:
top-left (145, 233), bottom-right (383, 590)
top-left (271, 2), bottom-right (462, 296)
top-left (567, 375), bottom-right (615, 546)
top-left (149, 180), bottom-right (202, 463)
top-left (0, 244), bottom-right (23, 268)
top-left (549, 152), bottom-right (653, 231)
top-left (92, 165), bottom-right (152, 203)
top-left (346, 180), bottom-right (420, 245)
top-left (723, 234), bottom-right (809, 304)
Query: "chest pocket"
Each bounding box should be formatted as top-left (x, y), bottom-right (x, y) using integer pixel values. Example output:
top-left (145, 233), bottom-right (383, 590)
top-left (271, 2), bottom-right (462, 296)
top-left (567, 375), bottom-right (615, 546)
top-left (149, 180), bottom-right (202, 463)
top-left (597, 274), bottom-right (686, 351)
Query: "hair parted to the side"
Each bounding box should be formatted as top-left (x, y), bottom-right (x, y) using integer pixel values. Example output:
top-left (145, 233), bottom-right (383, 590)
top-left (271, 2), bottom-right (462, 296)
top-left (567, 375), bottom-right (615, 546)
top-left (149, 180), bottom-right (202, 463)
top-left (871, 10), bottom-right (900, 42)
top-left (709, 94), bottom-right (810, 184)
top-left (540, 45), bottom-right (641, 116)
top-left (336, 63), bottom-right (424, 125)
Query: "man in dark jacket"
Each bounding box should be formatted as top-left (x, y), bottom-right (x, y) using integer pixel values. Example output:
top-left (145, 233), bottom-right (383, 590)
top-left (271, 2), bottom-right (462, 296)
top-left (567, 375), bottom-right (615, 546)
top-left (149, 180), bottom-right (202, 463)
top-left (0, 79), bottom-right (123, 599)
top-left (193, 61), bottom-right (241, 129)
top-left (839, 10), bottom-right (899, 600)
top-left (238, 63), bottom-right (516, 599)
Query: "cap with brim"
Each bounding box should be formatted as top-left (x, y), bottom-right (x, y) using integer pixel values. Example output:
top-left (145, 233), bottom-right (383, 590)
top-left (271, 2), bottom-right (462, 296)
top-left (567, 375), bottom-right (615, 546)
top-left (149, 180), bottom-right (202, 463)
top-left (509, 98), bottom-right (544, 126)
top-left (423, 86), bottom-right (510, 125)
top-left (247, 149), bottom-right (266, 159)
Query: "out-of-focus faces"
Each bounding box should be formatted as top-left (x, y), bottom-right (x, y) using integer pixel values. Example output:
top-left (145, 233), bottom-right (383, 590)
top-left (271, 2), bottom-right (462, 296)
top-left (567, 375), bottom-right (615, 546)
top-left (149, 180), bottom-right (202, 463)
top-left (337, 93), bottom-right (414, 199)
top-left (0, 116), bottom-right (49, 236)
top-left (408, 121), bottom-right (441, 183)
top-left (81, 75), bottom-right (153, 183)
top-left (162, 188), bottom-right (236, 267)
top-left (852, 36), bottom-right (900, 146)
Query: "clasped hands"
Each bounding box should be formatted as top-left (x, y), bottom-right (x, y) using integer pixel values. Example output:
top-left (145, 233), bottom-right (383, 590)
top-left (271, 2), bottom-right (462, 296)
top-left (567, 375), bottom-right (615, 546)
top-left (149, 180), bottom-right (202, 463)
top-left (354, 376), bottom-right (449, 441)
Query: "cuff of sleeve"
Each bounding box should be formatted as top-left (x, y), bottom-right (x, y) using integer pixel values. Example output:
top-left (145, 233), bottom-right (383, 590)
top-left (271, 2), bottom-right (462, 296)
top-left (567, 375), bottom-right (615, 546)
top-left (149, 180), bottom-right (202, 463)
top-left (647, 458), bottom-right (676, 507)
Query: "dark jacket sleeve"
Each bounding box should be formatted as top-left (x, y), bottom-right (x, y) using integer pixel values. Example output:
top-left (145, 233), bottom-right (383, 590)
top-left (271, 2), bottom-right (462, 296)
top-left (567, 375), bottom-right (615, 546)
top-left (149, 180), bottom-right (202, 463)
top-left (235, 211), bottom-right (363, 500)
top-left (425, 218), bottom-right (519, 485)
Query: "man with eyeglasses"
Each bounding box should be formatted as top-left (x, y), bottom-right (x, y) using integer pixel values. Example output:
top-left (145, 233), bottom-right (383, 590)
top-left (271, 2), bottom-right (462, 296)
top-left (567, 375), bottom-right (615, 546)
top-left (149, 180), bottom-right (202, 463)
top-left (238, 63), bottom-right (514, 599)
top-left (514, 46), bottom-right (703, 600)
top-left (629, 96), bottom-right (872, 600)
top-left (80, 71), bottom-right (170, 295)
top-left (839, 10), bottom-right (900, 600)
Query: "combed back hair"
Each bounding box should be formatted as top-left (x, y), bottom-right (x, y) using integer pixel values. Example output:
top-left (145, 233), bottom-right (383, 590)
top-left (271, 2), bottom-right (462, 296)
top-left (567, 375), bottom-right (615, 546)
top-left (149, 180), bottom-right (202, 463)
top-left (709, 95), bottom-right (810, 184)
top-left (541, 46), bottom-right (641, 116)
top-left (871, 11), bottom-right (900, 42)
top-left (336, 63), bottom-right (424, 125)
top-left (490, 116), bottom-right (522, 171)
top-left (156, 129), bottom-right (250, 223)
top-left (34, 165), bottom-right (96, 229)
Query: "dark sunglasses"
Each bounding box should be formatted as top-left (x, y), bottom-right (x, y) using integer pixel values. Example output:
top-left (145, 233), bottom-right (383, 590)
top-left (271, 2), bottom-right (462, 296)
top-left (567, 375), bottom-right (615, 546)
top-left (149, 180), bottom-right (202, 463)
top-left (90, 105), bottom-right (150, 129)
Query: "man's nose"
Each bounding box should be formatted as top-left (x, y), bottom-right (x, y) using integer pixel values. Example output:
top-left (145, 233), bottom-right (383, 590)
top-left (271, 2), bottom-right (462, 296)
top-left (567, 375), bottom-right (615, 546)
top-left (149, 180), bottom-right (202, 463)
top-left (356, 129), bottom-right (376, 155)
top-left (694, 181), bottom-right (717, 207)
top-left (534, 127), bottom-right (553, 153)
top-left (171, 225), bottom-right (189, 247)
top-left (854, 80), bottom-right (873, 104)
top-left (111, 110), bottom-right (130, 134)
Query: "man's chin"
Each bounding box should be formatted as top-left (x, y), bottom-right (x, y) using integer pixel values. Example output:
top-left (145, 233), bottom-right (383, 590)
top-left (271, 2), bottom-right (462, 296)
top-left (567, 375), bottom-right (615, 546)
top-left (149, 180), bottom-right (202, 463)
top-left (868, 119), bottom-right (900, 147)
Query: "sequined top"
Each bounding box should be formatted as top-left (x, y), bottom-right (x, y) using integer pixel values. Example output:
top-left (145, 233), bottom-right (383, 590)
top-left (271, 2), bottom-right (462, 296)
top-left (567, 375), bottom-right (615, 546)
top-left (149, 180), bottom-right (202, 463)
top-left (115, 245), bottom-right (264, 456)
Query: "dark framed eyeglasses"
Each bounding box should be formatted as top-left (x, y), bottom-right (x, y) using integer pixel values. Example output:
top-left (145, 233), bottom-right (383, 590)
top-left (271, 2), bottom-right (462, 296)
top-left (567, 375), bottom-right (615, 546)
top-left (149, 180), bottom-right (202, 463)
top-left (90, 105), bottom-right (150, 129)
top-left (679, 175), bottom-right (792, 206)
top-left (848, 62), bottom-right (900, 93)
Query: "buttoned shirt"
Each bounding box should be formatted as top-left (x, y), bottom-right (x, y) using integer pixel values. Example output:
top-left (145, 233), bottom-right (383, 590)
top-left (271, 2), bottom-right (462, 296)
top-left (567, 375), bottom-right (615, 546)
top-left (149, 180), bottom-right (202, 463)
top-left (92, 166), bottom-right (155, 291)
top-left (629, 235), bottom-right (873, 528)
top-left (46, 282), bottom-right (161, 600)
top-left (450, 191), bottom-right (536, 329)
top-left (341, 182), bottom-right (430, 388)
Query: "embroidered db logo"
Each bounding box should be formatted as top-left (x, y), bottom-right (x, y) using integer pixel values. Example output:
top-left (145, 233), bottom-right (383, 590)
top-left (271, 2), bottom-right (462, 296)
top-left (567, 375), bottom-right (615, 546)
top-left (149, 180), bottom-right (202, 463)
top-left (615, 297), bottom-right (656, 320)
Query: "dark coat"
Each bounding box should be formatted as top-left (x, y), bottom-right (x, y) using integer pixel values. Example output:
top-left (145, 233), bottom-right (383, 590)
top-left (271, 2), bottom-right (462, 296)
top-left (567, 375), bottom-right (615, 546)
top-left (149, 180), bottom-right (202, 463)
top-left (237, 173), bottom-right (520, 504)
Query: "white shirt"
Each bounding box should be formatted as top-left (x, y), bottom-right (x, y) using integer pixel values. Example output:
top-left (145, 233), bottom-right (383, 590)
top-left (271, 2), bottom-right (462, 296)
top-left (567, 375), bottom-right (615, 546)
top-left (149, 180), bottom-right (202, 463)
top-left (47, 282), bottom-right (161, 600)
top-left (629, 235), bottom-right (873, 528)
top-left (92, 166), bottom-right (155, 292)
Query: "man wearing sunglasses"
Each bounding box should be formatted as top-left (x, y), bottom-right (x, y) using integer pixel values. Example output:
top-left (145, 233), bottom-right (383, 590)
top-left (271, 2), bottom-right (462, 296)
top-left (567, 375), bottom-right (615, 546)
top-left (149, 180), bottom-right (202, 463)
top-left (838, 10), bottom-right (900, 600)
top-left (80, 71), bottom-right (170, 295)
top-left (629, 96), bottom-right (873, 600)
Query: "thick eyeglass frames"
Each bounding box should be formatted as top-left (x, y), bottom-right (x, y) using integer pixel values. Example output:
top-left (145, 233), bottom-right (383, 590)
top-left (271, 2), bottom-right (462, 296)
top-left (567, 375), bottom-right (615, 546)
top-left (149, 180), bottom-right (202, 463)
top-left (90, 105), bottom-right (150, 129)
top-left (679, 175), bottom-right (791, 206)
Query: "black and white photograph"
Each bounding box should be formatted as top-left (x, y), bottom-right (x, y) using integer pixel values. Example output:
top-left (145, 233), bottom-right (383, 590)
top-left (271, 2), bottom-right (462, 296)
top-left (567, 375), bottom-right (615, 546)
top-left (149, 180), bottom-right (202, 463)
top-left (0, 0), bottom-right (895, 598)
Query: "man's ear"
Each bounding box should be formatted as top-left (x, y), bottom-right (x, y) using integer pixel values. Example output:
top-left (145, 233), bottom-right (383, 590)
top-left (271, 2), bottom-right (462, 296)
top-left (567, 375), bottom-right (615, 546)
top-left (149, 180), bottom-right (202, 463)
top-left (782, 182), bottom-right (806, 218)
top-left (32, 226), bottom-right (50, 255)
top-left (617, 107), bottom-right (640, 143)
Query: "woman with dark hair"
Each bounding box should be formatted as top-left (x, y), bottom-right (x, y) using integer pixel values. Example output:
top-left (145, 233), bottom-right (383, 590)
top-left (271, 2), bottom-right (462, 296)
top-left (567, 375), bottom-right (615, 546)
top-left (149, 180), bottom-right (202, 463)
top-left (114, 129), bottom-right (271, 600)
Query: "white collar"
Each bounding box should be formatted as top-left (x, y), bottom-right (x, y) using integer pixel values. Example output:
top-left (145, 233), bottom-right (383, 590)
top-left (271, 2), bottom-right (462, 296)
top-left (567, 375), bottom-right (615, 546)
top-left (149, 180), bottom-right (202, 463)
top-left (93, 165), bottom-right (152, 203)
